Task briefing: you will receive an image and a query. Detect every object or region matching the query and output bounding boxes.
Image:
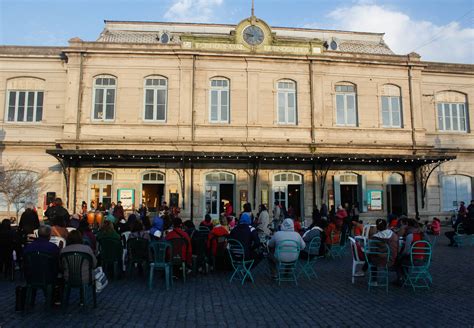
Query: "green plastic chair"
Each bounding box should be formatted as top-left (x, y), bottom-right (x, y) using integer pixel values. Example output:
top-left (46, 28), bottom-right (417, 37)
top-left (403, 240), bottom-right (432, 291)
top-left (167, 237), bottom-right (189, 283)
top-left (23, 251), bottom-right (59, 312)
top-left (98, 237), bottom-right (123, 280)
top-left (191, 231), bottom-right (210, 274)
top-left (275, 240), bottom-right (301, 286)
top-left (209, 235), bottom-right (228, 271)
top-left (148, 241), bottom-right (172, 290)
top-left (127, 237), bottom-right (149, 277)
top-left (299, 236), bottom-right (321, 280)
top-left (327, 231), bottom-right (346, 259)
top-left (364, 239), bottom-right (390, 292)
top-left (227, 238), bottom-right (254, 285)
top-left (453, 223), bottom-right (467, 247)
top-left (60, 252), bottom-right (97, 309)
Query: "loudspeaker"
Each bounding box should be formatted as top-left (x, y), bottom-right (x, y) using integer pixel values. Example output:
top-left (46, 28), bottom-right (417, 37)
top-left (46, 192), bottom-right (56, 205)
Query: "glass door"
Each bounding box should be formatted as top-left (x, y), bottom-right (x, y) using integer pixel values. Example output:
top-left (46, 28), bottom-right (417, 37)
top-left (205, 184), bottom-right (219, 218)
top-left (273, 186), bottom-right (287, 209)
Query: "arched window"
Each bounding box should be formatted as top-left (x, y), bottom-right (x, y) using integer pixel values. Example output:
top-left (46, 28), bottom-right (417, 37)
top-left (441, 175), bottom-right (472, 211)
top-left (335, 82), bottom-right (357, 126)
top-left (205, 171), bottom-right (234, 183)
top-left (6, 77), bottom-right (44, 123)
top-left (209, 78), bottom-right (230, 123)
top-left (142, 171), bottom-right (165, 183)
top-left (92, 75), bottom-right (116, 121)
top-left (435, 91), bottom-right (468, 132)
top-left (144, 76), bottom-right (168, 122)
top-left (277, 80), bottom-right (297, 125)
top-left (273, 172), bottom-right (302, 183)
top-left (381, 84), bottom-right (402, 128)
top-left (387, 173), bottom-right (404, 185)
top-left (340, 173), bottom-right (358, 184)
top-left (89, 170), bottom-right (113, 208)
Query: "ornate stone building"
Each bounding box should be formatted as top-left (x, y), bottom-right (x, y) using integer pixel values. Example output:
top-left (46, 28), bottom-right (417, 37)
top-left (0, 14), bottom-right (472, 222)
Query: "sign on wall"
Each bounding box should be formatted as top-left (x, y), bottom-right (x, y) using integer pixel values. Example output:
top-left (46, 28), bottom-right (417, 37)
top-left (118, 189), bottom-right (135, 210)
top-left (367, 190), bottom-right (383, 211)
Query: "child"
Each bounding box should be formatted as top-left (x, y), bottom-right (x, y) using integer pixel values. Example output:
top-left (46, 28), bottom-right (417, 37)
top-left (427, 217), bottom-right (441, 235)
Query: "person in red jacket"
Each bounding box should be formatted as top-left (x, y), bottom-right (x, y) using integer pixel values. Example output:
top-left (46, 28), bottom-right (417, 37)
top-left (207, 216), bottom-right (229, 257)
top-left (166, 217), bottom-right (193, 267)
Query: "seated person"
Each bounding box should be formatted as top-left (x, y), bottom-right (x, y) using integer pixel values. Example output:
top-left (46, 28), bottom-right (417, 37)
top-left (68, 214), bottom-right (81, 229)
top-left (207, 215), bottom-right (229, 258)
top-left (300, 218), bottom-right (326, 259)
top-left (96, 220), bottom-right (120, 242)
top-left (183, 220), bottom-right (196, 239)
top-left (229, 213), bottom-right (261, 265)
top-left (61, 230), bottom-right (97, 284)
top-left (293, 217), bottom-right (303, 235)
top-left (199, 214), bottom-right (213, 230)
top-left (78, 219), bottom-right (97, 252)
top-left (352, 220), bottom-right (364, 236)
top-left (24, 225), bottom-right (60, 257)
top-left (50, 216), bottom-right (69, 240)
top-left (129, 219), bottom-right (150, 240)
top-left (427, 217), bottom-right (441, 235)
top-left (165, 217), bottom-right (193, 267)
top-left (150, 215), bottom-right (164, 240)
top-left (227, 216), bottom-right (236, 230)
top-left (394, 219), bottom-right (425, 285)
top-left (325, 219), bottom-right (342, 246)
top-left (371, 219), bottom-right (399, 267)
top-left (268, 218), bottom-right (306, 278)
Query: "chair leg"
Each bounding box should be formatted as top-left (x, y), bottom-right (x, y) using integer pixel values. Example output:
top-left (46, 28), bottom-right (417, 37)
top-left (24, 287), bottom-right (32, 313)
top-left (45, 286), bottom-right (52, 311)
top-left (92, 284), bottom-right (97, 308)
top-left (62, 285), bottom-right (71, 311)
top-left (182, 263), bottom-right (186, 284)
top-left (165, 266), bottom-right (170, 290)
top-left (148, 268), bottom-right (154, 290)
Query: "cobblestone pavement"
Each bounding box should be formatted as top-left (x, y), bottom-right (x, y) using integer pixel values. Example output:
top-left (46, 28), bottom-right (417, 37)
top-left (0, 235), bottom-right (473, 328)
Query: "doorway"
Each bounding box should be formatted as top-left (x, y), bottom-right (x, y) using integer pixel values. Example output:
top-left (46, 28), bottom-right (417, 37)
top-left (273, 172), bottom-right (303, 218)
top-left (386, 173), bottom-right (407, 216)
top-left (288, 184), bottom-right (301, 218)
top-left (340, 184), bottom-right (358, 210)
top-left (204, 172), bottom-right (235, 219)
top-left (142, 184), bottom-right (164, 212)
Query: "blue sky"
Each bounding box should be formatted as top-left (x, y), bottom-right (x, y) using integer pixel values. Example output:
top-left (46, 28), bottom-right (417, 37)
top-left (0, 0), bottom-right (473, 63)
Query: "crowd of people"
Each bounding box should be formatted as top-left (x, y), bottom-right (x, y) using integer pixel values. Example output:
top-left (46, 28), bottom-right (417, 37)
top-left (1, 196), bottom-right (474, 303)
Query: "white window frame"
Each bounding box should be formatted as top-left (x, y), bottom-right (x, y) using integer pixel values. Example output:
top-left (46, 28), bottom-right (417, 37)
top-left (381, 95), bottom-right (402, 128)
top-left (437, 102), bottom-right (467, 132)
top-left (209, 78), bottom-right (230, 124)
top-left (441, 175), bottom-right (472, 211)
top-left (88, 171), bottom-right (113, 207)
top-left (143, 77), bottom-right (168, 122)
top-left (276, 80), bottom-right (297, 125)
top-left (5, 90), bottom-right (44, 123)
top-left (92, 75), bottom-right (116, 122)
top-left (335, 85), bottom-right (357, 127)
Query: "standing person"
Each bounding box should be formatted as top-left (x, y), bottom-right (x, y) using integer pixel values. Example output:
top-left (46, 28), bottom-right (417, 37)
top-left (351, 203), bottom-right (360, 222)
top-left (467, 200), bottom-right (474, 219)
top-left (457, 201), bottom-right (467, 223)
top-left (320, 202), bottom-right (328, 221)
top-left (44, 198), bottom-right (70, 227)
top-left (272, 201), bottom-right (281, 231)
top-left (256, 204), bottom-right (271, 237)
top-left (138, 202), bottom-right (147, 220)
top-left (113, 201), bottom-right (125, 222)
top-left (241, 202), bottom-right (254, 223)
top-left (225, 201), bottom-right (233, 217)
top-left (90, 200), bottom-right (96, 212)
top-left (80, 201), bottom-right (88, 218)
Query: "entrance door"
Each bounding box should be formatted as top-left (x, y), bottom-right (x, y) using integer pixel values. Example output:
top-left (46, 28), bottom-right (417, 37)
top-left (340, 184), bottom-right (358, 210)
top-left (387, 184), bottom-right (407, 216)
top-left (204, 172), bottom-right (235, 219)
top-left (288, 184), bottom-right (301, 218)
top-left (142, 184), bottom-right (164, 212)
top-left (273, 172), bottom-right (303, 218)
top-left (219, 184), bottom-right (234, 214)
top-left (89, 171), bottom-right (113, 209)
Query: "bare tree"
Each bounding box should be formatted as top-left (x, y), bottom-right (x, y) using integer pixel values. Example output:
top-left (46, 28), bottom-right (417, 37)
top-left (0, 160), bottom-right (47, 220)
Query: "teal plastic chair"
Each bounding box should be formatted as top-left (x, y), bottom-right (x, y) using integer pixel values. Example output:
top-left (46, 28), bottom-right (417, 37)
top-left (364, 239), bottom-right (390, 292)
top-left (148, 241), bottom-right (172, 290)
top-left (167, 237), bottom-right (189, 283)
top-left (403, 240), bottom-right (432, 291)
top-left (453, 224), bottom-right (467, 247)
top-left (275, 240), bottom-right (301, 286)
top-left (98, 237), bottom-right (123, 280)
top-left (227, 239), bottom-right (254, 285)
top-left (299, 236), bottom-right (321, 279)
top-left (61, 252), bottom-right (97, 310)
top-left (127, 237), bottom-right (150, 277)
top-left (23, 251), bottom-right (59, 312)
top-left (327, 231), bottom-right (346, 259)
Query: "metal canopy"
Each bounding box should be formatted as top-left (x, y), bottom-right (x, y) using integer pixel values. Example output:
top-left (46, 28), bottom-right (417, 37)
top-left (46, 149), bottom-right (456, 168)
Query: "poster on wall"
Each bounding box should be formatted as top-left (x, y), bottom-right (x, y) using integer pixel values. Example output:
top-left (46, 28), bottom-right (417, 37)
top-left (261, 188), bottom-right (268, 208)
top-left (118, 189), bottom-right (135, 210)
top-left (240, 190), bottom-right (248, 212)
top-left (367, 190), bottom-right (382, 211)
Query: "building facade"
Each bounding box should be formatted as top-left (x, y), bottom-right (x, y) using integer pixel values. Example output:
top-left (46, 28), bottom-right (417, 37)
top-left (0, 15), bottom-right (473, 222)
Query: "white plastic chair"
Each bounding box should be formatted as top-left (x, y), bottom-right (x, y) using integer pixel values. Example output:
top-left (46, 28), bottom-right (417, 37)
top-left (362, 224), bottom-right (376, 239)
top-left (349, 236), bottom-right (366, 284)
top-left (66, 227), bottom-right (76, 232)
top-left (121, 231), bottom-right (131, 271)
top-left (49, 236), bottom-right (66, 249)
top-left (33, 229), bottom-right (39, 238)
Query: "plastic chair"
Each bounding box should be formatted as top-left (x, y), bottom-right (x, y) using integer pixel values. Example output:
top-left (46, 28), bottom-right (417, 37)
top-left (23, 251), bottom-right (59, 312)
top-left (167, 237), bottom-right (189, 283)
top-left (348, 236), bottom-right (366, 284)
top-left (209, 235), bottom-right (228, 271)
top-left (453, 224), bottom-right (467, 247)
top-left (299, 236), bottom-right (321, 280)
top-left (403, 240), bottom-right (432, 291)
top-left (148, 241), bottom-right (172, 290)
top-left (127, 237), bottom-right (150, 277)
top-left (364, 239), bottom-right (390, 292)
top-left (60, 252), bottom-right (96, 309)
top-left (362, 224), bottom-right (376, 239)
top-left (50, 236), bottom-right (66, 249)
top-left (98, 238), bottom-right (123, 280)
top-left (191, 231), bottom-right (210, 274)
top-left (66, 227), bottom-right (76, 233)
top-left (275, 239), bottom-right (301, 286)
top-left (227, 239), bottom-right (254, 285)
top-left (327, 231), bottom-right (346, 259)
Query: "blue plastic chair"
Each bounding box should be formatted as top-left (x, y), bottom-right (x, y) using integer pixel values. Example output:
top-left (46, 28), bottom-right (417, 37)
top-left (403, 240), bottom-right (432, 291)
top-left (299, 236), bottom-right (321, 279)
top-left (364, 239), bottom-right (390, 292)
top-left (275, 240), bottom-right (301, 286)
top-left (227, 239), bottom-right (254, 285)
top-left (148, 241), bottom-right (172, 291)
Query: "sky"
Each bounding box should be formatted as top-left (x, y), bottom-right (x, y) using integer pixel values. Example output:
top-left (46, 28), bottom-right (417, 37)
top-left (0, 0), bottom-right (473, 64)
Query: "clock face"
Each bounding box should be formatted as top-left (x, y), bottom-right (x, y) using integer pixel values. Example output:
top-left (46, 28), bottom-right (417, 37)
top-left (243, 25), bottom-right (264, 46)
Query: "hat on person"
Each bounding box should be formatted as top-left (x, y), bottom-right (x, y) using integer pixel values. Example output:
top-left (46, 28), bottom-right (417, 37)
top-left (239, 213), bottom-right (251, 225)
top-left (153, 230), bottom-right (162, 238)
top-left (281, 218), bottom-right (294, 231)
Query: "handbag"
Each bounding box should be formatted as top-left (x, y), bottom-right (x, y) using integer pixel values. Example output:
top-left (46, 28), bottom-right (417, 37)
top-left (94, 267), bottom-right (108, 293)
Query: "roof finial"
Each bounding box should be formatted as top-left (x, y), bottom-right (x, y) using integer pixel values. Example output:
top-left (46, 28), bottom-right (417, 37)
top-left (251, 0), bottom-right (255, 17)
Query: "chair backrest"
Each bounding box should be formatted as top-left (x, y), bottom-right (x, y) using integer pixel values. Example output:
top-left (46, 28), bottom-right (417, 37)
top-left (50, 236), bottom-right (66, 249)
top-left (362, 224), bottom-right (376, 239)
top-left (99, 237), bottom-right (123, 261)
top-left (24, 251), bottom-right (58, 285)
top-left (364, 239), bottom-right (390, 267)
top-left (410, 240), bottom-right (432, 266)
top-left (121, 231), bottom-right (131, 249)
top-left (275, 239), bottom-right (300, 263)
top-left (210, 235), bottom-right (228, 256)
top-left (66, 227), bottom-right (76, 232)
top-left (456, 223), bottom-right (466, 234)
top-left (167, 237), bottom-right (188, 261)
top-left (227, 238), bottom-right (246, 263)
top-left (191, 231), bottom-right (208, 256)
top-left (33, 229), bottom-right (39, 238)
top-left (60, 251), bottom-right (93, 286)
top-left (348, 237), bottom-right (360, 262)
top-left (149, 241), bottom-right (171, 264)
top-left (127, 237), bottom-right (149, 261)
top-left (307, 236), bottom-right (321, 256)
